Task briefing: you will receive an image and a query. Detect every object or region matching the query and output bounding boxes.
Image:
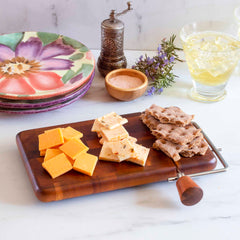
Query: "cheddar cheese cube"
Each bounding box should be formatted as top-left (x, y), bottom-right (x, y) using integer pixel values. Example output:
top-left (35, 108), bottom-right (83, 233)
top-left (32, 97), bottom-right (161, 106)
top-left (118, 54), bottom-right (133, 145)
top-left (59, 138), bottom-right (89, 160)
top-left (42, 153), bottom-right (72, 179)
top-left (128, 143), bottom-right (150, 166)
top-left (44, 128), bottom-right (63, 133)
top-left (99, 141), bottom-right (121, 162)
top-left (44, 148), bottom-right (62, 162)
top-left (62, 126), bottom-right (83, 141)
top-left (73, 152), bottom-right (98, 176)
top-left (100, 125), bottom-right (129, 142)
top-left (38, 128), bottom-right (64, 151)
top-left (40, 150), bottom-right (46, 156)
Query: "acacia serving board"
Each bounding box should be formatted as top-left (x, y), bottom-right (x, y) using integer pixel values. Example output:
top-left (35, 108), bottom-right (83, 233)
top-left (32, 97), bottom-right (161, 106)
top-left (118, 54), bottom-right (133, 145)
top-left (16, 112), bottom-right (217, 202)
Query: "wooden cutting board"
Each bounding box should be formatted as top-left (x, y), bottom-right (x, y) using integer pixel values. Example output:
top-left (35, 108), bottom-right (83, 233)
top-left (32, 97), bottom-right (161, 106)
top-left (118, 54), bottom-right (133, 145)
top-left (16, 112), bottom-right (217, 202)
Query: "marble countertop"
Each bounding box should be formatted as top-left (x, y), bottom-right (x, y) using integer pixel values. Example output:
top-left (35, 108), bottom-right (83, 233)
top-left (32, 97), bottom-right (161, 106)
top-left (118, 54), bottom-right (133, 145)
top-left (0, 50), bottom-right (239, 240)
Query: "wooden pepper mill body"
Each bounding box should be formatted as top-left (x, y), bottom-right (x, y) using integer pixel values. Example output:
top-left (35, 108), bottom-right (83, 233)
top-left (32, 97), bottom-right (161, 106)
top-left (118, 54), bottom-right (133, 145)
top-left (97, 2), bottom-right (132, 77)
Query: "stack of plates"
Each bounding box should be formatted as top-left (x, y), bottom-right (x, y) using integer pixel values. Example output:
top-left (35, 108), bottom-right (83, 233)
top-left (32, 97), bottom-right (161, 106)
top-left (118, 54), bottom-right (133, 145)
top-left (0, 31), bottom-right (95, 114)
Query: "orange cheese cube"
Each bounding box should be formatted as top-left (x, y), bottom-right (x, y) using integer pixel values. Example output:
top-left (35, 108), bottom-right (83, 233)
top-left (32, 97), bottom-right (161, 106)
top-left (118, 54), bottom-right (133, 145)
top-left (59, 138), bottom-right (89, 160)
top-left (44, 128), bottom-right (63, 133)
top-left (40, 150), bottom-right (46, 156)
top-left (44, 148), bottom-right (62, 162)
top-left (62, 126), bottom-right (83, 141)
top-left (38, 128), bottom-right (64, 151)
top-left (42, 153), bottom-right (72, 179)
top-left (73, 152), bottom-right (98, 176)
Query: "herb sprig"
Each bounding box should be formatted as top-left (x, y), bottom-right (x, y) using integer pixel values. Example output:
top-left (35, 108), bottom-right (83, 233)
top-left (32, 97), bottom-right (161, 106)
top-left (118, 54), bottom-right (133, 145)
top-left (132, 35), bottom-right (183, 95)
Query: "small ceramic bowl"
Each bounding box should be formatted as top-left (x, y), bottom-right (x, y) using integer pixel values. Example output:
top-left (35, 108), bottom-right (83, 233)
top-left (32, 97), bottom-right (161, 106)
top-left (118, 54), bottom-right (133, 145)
top-left (105, 68), bottom-right (148, 101)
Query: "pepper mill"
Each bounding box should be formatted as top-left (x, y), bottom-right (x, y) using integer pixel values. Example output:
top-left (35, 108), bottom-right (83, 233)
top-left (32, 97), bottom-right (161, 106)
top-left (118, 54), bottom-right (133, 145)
top-left (97, 2), bottom-right (133, 77)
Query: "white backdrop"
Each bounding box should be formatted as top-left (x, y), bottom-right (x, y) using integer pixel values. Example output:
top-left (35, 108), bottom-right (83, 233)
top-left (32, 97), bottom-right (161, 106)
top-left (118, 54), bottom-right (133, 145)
top-left (0, 0), bottom-right (239, 50)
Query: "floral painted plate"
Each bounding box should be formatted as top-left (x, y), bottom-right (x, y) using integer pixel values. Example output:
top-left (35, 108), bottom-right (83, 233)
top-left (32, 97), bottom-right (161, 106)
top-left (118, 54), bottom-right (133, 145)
top-left (0, 73), bottom-right (93, 114)
top-left (0, 31), bottom-right (95, 100)
top-left (0, 71), bottom-right (94, 109)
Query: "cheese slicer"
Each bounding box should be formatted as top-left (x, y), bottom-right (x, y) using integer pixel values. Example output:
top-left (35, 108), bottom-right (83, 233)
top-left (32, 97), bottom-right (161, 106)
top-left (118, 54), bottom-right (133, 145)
top-left (168, 122), bottom-right (228, 206)
top-left (172, 161), bottom-right (203, 206)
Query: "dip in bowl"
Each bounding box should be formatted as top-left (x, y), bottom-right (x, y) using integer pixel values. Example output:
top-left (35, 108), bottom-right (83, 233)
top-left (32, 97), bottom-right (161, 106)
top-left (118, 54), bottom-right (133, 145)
top-left (105, 68), bottom-right (148, 101)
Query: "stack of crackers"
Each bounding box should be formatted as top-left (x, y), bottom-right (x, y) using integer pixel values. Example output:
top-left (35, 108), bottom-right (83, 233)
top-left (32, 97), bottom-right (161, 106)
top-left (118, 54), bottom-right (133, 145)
top-left (91, 112), bottom-right (150, 166)
top-left (141, 104), bottom-right (208, 161)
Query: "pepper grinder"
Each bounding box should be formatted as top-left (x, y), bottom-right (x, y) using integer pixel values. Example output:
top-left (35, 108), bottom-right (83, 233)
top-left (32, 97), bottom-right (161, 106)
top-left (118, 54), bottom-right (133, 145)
top-left (97, 2), bottom-right (133, 77)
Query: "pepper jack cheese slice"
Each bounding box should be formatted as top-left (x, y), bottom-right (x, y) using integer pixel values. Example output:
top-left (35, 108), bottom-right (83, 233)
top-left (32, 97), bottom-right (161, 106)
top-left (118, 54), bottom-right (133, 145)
top-left (91, 119), bottom-right (106, 132)
top-left (73, 152), bottom-right (98, 176)
top-left (91, 112), bottom-right (128, 133)
top-left (99, 141), bottom-right (121, 162)
top-left (62, 126), bottom-right (83, 141)
top-left (42, 153), bottom-right (72, 179)
top-left (92, 112), bottom-right (150, 166)
top-left (59, 138), bottom-right (89, 160)
top-left (108, 138), bottom-right (134, 161)
top-left (100, 125), bottom-right (129, 142)
top-left (99, 135), bottom-right (137, 145)
top-left (97, 112), bottom-right (128, 129)
top-left (128, 143), bottom-right (150, 166)
top-left (38, 128), bottom-right (64, 151)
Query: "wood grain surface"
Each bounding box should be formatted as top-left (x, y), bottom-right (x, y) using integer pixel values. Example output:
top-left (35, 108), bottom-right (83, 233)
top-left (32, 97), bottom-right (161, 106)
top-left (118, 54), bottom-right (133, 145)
top-left (16, 112), bottom-right (217, 202)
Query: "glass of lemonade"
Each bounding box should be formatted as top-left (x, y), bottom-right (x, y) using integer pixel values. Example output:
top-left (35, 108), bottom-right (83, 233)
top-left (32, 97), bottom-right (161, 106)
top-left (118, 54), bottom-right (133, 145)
top-left (234, 6), bottom-right (240, 38)
top-left (180, 21), bottom-right (240, 102)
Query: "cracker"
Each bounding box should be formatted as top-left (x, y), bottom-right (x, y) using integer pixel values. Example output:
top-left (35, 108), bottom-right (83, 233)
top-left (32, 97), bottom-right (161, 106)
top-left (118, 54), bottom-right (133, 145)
top-left (187, 133), bottom-right (203, 148)
top-left (153, 138), bottom-right (183, 161)
top-left (146, 104), bottom-right (194, 126)
top-left (152, 134), bottom-right (205, 161)
top-left (142, 104), bottom-right (208, 161)
top-left (141, 112), bottom-right (200, 145)
top-left (152, 123), bottom-right (201, 145)
top-left (180, 139), bottom-right (208, 158)
top-left (140, 112), bottom-right (160, 130)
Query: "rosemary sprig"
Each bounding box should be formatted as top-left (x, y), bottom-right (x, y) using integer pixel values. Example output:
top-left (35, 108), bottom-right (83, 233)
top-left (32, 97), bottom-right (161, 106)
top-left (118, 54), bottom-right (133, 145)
top-left (132, 34), bottom-right (183, 95)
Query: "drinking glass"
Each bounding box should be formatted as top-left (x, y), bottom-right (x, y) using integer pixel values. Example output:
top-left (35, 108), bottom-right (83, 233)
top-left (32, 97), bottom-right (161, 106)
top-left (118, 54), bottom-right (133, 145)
top-left (180, 21), bottom-right (240, 102)
top-left (234, 6), bottom-right (240, 38)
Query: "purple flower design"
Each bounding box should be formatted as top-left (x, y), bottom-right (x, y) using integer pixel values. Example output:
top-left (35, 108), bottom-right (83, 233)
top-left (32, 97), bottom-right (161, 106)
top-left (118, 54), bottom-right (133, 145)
top-left (0, 37), bottom-right (75, 94)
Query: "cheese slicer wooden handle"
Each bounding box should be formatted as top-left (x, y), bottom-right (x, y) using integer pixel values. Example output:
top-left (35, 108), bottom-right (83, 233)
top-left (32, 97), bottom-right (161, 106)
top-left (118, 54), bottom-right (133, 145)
top-left (176, 175), bottom-right (203, 206)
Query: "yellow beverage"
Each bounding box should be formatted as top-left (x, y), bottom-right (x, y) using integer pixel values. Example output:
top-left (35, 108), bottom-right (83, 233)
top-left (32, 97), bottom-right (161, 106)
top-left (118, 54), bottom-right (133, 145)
top-left (183, 31), bottom-right (240, 86)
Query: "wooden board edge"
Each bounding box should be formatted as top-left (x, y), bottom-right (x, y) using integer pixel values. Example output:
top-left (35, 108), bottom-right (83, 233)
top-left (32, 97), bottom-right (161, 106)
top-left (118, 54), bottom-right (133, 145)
top-left (16, 132), bottom-right (56, 202)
